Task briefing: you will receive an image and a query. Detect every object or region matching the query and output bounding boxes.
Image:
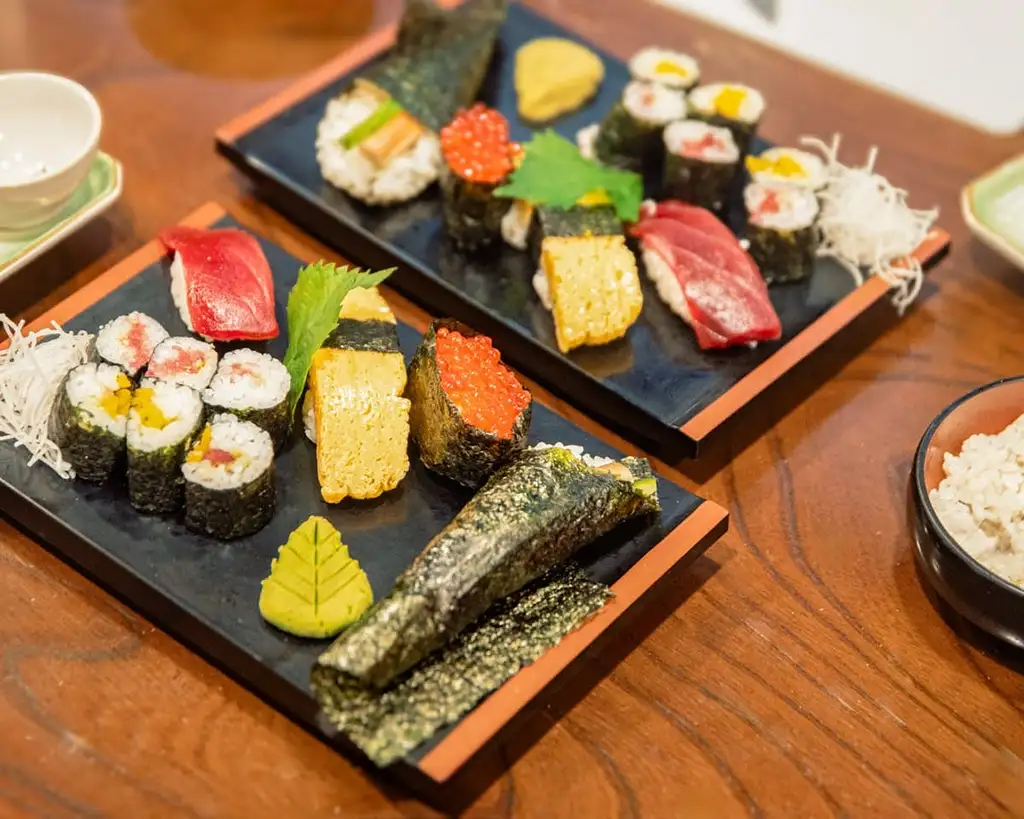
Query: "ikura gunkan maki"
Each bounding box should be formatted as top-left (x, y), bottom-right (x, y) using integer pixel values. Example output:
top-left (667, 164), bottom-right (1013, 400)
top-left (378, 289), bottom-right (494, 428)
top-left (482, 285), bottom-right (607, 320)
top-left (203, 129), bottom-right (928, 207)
top-left (662, 120), bottom-right (740, 214)
top-left (183, 414), bottom-right (275, 540)
top-left (688, 83), bottom-right (765, 158)
top-left (592, 80), bottom-right (687, 172)
top-left (49, 362), bottom-right (133, 483)
top-left (94, 312), bottom-right (169, 379)
top-left (202, 349), bottom-right (290, 451)
top-left (145, 336), bottom-right (218, 391)
top-left (407, 320), bottom-right (532, 487)
top-left (126, 379), bottom-right (204, 514)
top-left (744, 181), bottom-right (820, 283)
top-left (439, 105), bottom-right (517, 250)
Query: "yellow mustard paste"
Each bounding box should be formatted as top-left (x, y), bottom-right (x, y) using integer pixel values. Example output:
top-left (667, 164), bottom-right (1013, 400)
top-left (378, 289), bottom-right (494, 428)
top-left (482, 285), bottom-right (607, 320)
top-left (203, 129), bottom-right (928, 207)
top-left (99, 374), bottom-right (133, 418)
top-left (132, 388), bottom-right (173, 430)
top-left (746, 154), bottom-right (807, 179)
top-left (712, 86), bottom-right (748, 120)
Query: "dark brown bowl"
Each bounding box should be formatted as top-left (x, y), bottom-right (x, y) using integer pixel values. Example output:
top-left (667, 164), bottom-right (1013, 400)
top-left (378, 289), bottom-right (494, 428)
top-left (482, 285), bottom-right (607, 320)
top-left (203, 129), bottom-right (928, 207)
top-left (910, 377), bottom-right (1024, 648)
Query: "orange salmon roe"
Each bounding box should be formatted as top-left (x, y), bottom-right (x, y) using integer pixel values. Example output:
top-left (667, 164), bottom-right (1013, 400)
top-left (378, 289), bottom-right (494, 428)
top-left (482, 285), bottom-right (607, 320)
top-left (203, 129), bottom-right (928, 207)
top-left (440, 104), bottom-right (515, 184)
top-left (435, 327), bottom-right (530, 440)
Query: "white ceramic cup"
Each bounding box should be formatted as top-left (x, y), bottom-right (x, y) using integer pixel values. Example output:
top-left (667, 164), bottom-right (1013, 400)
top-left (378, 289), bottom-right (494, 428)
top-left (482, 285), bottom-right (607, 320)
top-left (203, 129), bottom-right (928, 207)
top-left (0, 72), bottom-right (102, 233)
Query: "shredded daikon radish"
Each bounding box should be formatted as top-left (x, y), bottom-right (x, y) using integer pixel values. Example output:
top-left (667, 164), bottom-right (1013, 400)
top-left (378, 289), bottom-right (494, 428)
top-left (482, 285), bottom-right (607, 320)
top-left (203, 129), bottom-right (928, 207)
top-left (0, 316), bottom-right (93, 479)
top-left (801, 134), bottom-right (938, 314)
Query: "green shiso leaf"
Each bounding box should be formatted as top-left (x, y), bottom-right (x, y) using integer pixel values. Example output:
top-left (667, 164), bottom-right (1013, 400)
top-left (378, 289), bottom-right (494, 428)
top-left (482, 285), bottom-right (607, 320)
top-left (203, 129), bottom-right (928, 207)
top-left (341, 99), bottom-right (404, 150)
top-left (494, 130), bottom-right (643, 223)
top-left (283, 261), bottom-right (395, 422)
top-left (259, 516), bottom-right (374, 639)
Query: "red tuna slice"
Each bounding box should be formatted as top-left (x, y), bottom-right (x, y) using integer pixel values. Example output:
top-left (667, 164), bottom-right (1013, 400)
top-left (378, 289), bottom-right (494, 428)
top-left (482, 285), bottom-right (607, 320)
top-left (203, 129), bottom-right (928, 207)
top-left (160, 227), bottom-right (279, 341)
top-left (648, 200), bottom-right (739, 245)
top-left (632, 217), bottom-right (764, 287)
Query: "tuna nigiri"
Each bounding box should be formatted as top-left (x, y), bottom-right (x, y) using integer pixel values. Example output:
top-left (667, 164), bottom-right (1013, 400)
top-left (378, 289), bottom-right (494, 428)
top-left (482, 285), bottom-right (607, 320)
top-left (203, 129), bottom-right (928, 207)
top-left (159, 226), bottom-right (279, 342)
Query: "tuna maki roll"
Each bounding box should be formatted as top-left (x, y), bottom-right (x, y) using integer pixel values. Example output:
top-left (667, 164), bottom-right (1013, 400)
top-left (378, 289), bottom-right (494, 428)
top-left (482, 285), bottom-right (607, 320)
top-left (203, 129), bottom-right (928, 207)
top-left (662, 120), bottom-right (740, 214)
top-left (744, 181), bottom-right (820, 283)
top-left (593, 80), bottom-right (687, 171)
top-left (688, 83), bottom-right (765, 158)
top-left (407, 320), bottom-right (532, 487)
top-left (628, 46), bottom-right (701, 91)
top-left (183, 413), bottom-right (275, 540)
top-left (127, 379), bottom-right (204, 514)
top-left (745, 147), bottom-right (827, 191)
top-left (145, 336), bottom-right (218, 391)
top-left (94, 312), bottom-right (169, 379)
top-left (203, 349), bottom-right (290, 451)
top-left (439, 104), bottom-right (516, 250)
top-left (49, 362), bottom-right (133, 483)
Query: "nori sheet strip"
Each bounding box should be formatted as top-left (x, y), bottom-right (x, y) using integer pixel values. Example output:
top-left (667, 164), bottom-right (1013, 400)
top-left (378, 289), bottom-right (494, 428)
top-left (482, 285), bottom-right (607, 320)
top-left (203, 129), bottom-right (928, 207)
top-left (527, 204), bottom-right (622, 261)
top-left (407, 319), bottom-right (531, 488)
top-left (127, 414), bottom-right (204, 515)
top-left (318, 447), bottom-right (659, 688)
top-left (662, 153), bottom-right (738, 215)
top-left (360, 0), bottom-right (508, 133)
top-left (184, 463), bottom-right (276, 541)
top-left (746, 223), bottom-right (817, 283)
top-left (312, 563), bottom-right (610, 767)
top-left (440, 167), bottom-right (511, 251)
top-left (49, 381), bottom-right (125, 484)
top-left (204, 400), bottom-right (289, 453)
top-left (323, 319), bottom-right (401, 354)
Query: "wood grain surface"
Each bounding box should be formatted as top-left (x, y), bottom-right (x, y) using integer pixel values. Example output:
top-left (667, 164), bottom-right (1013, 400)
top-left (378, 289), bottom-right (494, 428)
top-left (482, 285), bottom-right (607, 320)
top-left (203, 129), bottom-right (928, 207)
top-left (3, 0), bottom-right (1024, 816)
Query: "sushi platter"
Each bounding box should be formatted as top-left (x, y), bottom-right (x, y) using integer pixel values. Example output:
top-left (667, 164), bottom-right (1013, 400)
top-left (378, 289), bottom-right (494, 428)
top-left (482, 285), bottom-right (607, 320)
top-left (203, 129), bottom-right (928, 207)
top-left (216, 0), bottom-right (951, 458)
top-left (0, 202), bottom-right (728, 798)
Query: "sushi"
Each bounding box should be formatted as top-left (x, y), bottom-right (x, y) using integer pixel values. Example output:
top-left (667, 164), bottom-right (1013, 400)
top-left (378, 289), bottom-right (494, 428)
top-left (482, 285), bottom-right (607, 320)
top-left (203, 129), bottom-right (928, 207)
top-left (126, 379), bottom-right (204, 514)
top-left (628, 47), bottom-right (700, 91)
top-left (527, 202), bottom-right (623, 263)
top-left (183, 413), bottom-right (276, 540)
top-left (662, 120), bottom-right (740, 214)
top-left (145, 336), bottom-right (218, 391)
top-left (688, 83), bottom-right (765, 158)
top-left (94, 312), bottom-right (168, 379)
top-left (203, 349), bottom-right (291, 452)
top-left (318, 444), bottom-right (660, 689)
top-left (744, 182), bottom-right (820, 283)
top-left (593, 80), bottom-right (687, 171)
top-left (49, 362), bottom-right (132, 483)
top-left (160, 226), bottom-right (279, 342)
top-left (305, 287), bottom-right (410, 502)
top-left (745, 147), bottom-right (827, 191)
top-left (439, 105), bottom-right (516, 250)
top-left (407, 320), bottom-right (532, 487)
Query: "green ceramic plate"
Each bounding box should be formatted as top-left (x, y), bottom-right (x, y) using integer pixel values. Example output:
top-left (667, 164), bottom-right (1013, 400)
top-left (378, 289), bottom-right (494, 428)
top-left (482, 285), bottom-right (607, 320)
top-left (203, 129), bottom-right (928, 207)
top-left (961, 154), bottom-right (1024, 268)
top-left (0, 152), bottom-right (123, 282)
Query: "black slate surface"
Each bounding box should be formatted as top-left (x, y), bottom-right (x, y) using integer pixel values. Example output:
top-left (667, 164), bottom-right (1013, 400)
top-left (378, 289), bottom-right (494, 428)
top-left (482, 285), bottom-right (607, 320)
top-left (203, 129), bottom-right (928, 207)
top-left (0, 217), bottom-right (710, 779)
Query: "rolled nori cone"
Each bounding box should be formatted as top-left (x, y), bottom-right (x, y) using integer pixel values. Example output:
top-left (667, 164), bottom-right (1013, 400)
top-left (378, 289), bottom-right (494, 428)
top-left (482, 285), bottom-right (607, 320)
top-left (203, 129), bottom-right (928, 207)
top-left (317, 446), bottom-right (660, 689)
top-left (406, 319), bottom-right (531, 487)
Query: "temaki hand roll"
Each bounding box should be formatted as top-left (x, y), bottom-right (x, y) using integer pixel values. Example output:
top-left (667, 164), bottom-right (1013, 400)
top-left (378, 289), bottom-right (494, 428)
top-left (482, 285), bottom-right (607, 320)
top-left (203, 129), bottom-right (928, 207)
top-left (202, 349), bottom-right (290, 451)
top-left (662, 120), bottom-right (740, 214)
top-left (407, 319), bottom-right (532, 487)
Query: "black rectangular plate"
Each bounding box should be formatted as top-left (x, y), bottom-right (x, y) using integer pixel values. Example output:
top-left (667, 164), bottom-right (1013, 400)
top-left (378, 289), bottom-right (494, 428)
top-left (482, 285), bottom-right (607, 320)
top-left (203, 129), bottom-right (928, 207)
top-left (216, 1), bottom-right (950, 459)
top-left (0, 209), bottom-right (726, 796)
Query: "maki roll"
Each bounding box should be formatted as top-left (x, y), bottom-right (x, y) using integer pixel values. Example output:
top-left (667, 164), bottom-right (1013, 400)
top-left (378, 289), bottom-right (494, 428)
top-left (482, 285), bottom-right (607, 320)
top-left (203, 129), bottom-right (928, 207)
top-left (183, 413), bottom-right (275, 540)
top-left (145, 336), bottom-right (218, 391)
top-left (745, 147), bottom-right (827, 191)
top-left (439, 105), bottom-right (516, 250)
top-left (628, 46), bottom-right (700, 91)
top-left (688, 83), bottom-right (765, 158)
top-left (318, 443), bottom-right (660, 689)
top-left (203, 349), bottom-right (290, 451)
top-left (94, 312), bottom-right (169, 379)
top-left (126, 379), bottom-right (204, 514)
top-left (49, 362), bottom-right (132, 483)
top-left (407, 320), bottom-right (532, 487)
top-left (744, 182), bottom-right (820, 283)
top-left (593, 80), bottom-right (687, 171)
top-left (662, 120), bottom-right (740, 214)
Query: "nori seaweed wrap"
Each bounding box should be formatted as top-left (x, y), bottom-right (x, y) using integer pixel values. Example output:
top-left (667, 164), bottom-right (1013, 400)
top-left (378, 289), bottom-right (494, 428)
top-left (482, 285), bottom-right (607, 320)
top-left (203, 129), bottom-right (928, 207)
top-left (527, 203), bottom-right (623, 261)
top-left (202, 349), bottom-right (291, 452)
top-left (317, 445), bottom-right (659, 689)
top-left (407, 319), bottom-right (532, 487)
top-left (662, 120), bottom-right (740, 214)
top-left (593, 80), bottom-right (686, 172)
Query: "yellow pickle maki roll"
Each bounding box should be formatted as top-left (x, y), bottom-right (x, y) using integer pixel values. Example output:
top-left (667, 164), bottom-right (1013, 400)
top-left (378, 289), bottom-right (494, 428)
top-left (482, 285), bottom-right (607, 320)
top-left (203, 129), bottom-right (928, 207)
top-left (745, 146), bottom-right (827, 191)
top-left (688, 82), bottom-right (766, 158)
top-left (628, 46), bottom-right (701, 91)
top-left (744, 181), bottom-right (821, 283)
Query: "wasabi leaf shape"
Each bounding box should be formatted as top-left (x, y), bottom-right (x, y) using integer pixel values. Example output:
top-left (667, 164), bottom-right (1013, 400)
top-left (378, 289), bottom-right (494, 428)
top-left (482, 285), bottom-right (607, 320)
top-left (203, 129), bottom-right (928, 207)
top-left (258, 516), bottom-right (373, 639)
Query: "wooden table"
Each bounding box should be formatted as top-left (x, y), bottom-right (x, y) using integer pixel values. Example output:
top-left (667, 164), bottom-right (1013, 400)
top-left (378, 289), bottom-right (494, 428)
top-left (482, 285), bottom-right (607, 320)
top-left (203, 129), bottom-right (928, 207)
top-left (3, 1), bottom-right (1024, 816)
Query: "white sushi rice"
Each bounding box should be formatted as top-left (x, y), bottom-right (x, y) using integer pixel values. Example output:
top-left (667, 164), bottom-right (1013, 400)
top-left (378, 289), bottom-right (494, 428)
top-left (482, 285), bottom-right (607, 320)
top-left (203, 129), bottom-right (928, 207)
top-left (95, 312), bottom-right (169, 376)
top-left (302, 389), bottom-right (316, 444)
top-left (127, 378), bottom-right (203, 453)
top-left (531, 442), bottom-right (614, 469)
top-left (316, 89), bottom-right (442, 206)
top-left (183, 413), bottom-right (273, 491)
top-left (64, 362), bottom-right (132, 437)
top-left (623, 80), bottom-right (688, 126)
top-left (629, 47), bottom-right (701, 90)
top-left (146, 336), bottom-right (218, 391)
top-left (532, 265), bottom-right (553, 311)
top-left (928, 413), bottom-right (1024, 589)
top-left (576, 123), bottom-right (600, 161)
top-left (641, 247), bottom-right (693, 325)
top-left (501, 200), bottom-right (534, 251)
top-left (663, 120), bottom-right (738, 163)
top-left (169, 253), bottom-right (197, 335)
top-left (203, 349), bottom-right (289, 411)
top-left (744, 182), bottom-right (820, 231)
top-left (689, 83), bottom-right (765, 124)
top-left (748, 147), bottom-right (827, 191)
